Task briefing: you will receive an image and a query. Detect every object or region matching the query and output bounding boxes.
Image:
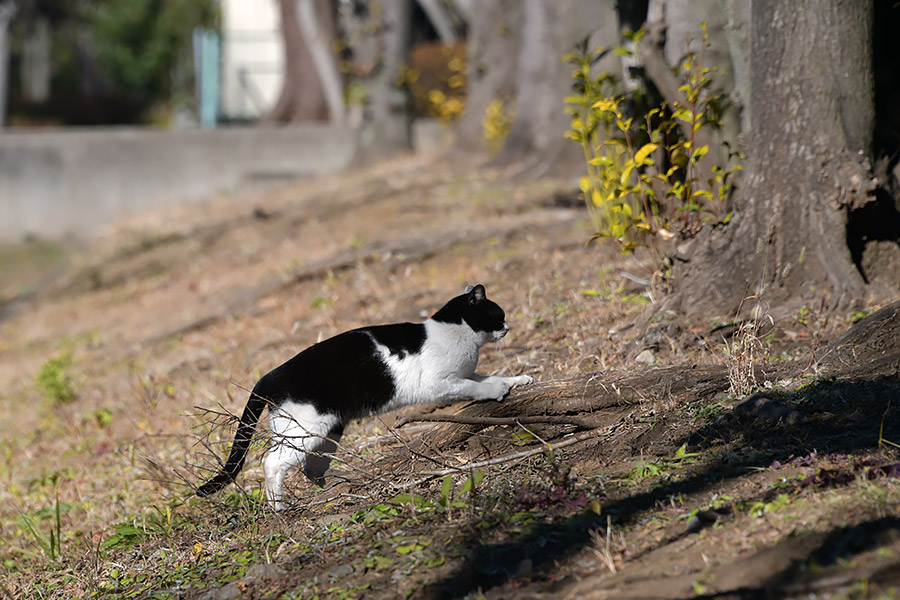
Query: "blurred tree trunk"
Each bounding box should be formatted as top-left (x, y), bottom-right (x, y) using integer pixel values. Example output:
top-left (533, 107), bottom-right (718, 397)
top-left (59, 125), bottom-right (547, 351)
top-left (0, 1), bottom-right (14, 130)
top-left (453, 0), bottom-right (522, 152)
top-left (673, 0), bottom-right (878, 318)
top-left (296, 0), bottom-right (344, 124)
top-left (358, 0), bottom-right (413, 156)
top-left (416, 0), bottom-right (458, 44)
top-left (457, 0), bottom-right (619, 174)
top-left (662, 0), bottom-right (746, 148)
top-left (265, 0), bottom-right (332, 123)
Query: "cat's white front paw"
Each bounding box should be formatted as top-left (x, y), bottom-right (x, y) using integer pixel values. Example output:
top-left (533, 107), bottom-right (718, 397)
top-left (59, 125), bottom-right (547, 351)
top-left (484, 378), bottom-right (511, 401)
top-left (507, 375), bottom-right (535, 388)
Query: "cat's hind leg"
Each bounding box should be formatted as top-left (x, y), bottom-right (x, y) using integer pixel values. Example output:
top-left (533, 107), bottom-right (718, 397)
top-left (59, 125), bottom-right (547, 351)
top-left (263, 442), bottom-right (303, 512)
top-left (264, 401), bottom-right (341, 510)
top-left (303, 422), bottom-right (344, 487)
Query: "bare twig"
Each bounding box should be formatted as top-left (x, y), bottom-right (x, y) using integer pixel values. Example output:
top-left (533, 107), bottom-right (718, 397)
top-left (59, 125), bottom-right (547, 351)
top-left (396, 413), bottom-right (595, 429)
top-left (590, 515), bottom-right (618, 573)
top-left (395, 427), bottom-right (607, 489)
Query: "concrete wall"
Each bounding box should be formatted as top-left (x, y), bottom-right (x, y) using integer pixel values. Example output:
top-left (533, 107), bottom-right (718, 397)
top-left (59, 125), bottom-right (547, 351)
top-left (0, 125), bottom-right (357, 242)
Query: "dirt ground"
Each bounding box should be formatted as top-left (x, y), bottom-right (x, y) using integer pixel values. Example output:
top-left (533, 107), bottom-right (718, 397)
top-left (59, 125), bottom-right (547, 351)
top-left (1, 153), bottom-right (899, 600)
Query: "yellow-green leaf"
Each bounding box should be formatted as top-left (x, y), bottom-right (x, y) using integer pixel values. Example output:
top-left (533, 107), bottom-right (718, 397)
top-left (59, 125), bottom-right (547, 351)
top-left (691, 144), bottom-right (709, 162)
top-left (672, 109), bottom-right (692, 123)
top-left (592, 99), bottom-right (618, 112)
top-left (634, 143), bottom-right (658, 164)
top-left (589, 156), bottom-right (613, 167)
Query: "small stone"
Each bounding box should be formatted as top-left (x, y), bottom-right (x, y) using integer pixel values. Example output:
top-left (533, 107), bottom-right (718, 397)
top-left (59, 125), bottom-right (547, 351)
top-left (516, 557), bottom-right (533, 579)
top-left (199, 583), bottom-right (243, 600)
top-left (635, 349), bottom-right (655, 365)
top-left (328, 563), bottom-right (354, 578)
top-left (245, 564), bottom-right (286, 580)
top-left (316, 512), bottom-right (351, 527)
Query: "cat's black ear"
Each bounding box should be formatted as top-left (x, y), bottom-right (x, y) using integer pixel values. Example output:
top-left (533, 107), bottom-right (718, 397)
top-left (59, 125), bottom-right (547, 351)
top-left (467, 284), bottom-right (486, 304)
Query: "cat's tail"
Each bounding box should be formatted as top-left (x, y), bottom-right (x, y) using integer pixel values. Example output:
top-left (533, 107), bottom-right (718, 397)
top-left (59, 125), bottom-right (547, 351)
top-left (196, 383), bottom-right (268, 497)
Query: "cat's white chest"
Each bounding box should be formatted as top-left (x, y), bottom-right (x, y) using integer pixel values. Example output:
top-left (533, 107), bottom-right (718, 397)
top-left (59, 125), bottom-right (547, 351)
top-left (375, 319), bottom-right (482, 408)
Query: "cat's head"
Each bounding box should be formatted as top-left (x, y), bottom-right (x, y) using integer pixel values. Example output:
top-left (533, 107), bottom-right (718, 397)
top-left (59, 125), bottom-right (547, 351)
top-left (431, 284), bottom-right (509, 343)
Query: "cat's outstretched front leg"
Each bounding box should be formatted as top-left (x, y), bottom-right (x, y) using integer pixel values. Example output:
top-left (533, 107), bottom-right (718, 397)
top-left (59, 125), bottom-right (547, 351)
top-left (471, 373), bottom-right (534, 390)
top-left (501, 374), bottom-right (535, 388)
top-left (446, 374), bottom-right (534, 402)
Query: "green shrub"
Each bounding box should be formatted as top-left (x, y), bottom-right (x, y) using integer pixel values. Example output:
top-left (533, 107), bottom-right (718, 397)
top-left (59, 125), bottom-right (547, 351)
top-left (565, 24), bottom-right (741, 275)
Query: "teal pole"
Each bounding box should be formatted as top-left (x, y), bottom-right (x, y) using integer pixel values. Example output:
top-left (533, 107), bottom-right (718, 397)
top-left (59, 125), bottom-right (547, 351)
top-left (200, 30), bottom-right (220, 129)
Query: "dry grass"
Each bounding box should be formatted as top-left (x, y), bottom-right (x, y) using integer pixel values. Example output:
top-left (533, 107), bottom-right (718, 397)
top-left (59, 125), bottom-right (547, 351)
top-left (1, 153), bottom-right (897, 599)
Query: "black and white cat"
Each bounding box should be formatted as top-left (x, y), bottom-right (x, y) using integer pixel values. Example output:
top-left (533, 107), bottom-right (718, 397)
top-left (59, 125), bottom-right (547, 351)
top-left (197, 285), bottom-right (533, 510)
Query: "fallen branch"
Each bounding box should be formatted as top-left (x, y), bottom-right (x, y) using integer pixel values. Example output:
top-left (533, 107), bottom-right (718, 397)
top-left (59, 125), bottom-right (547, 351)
top-left (395, 427), bottom-right (607, 489)
top-left (395, 413), bottom-right (595, 429)
top-left (422, 366), bottom-right (734, 448)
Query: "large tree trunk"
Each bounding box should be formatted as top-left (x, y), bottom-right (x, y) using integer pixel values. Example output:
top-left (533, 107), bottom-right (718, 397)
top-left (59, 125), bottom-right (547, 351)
top-left (673, 0), bottom-right (877, 319)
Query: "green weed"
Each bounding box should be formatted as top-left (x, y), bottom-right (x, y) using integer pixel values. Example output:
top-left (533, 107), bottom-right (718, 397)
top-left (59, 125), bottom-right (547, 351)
top-left (311, 296), bottom-right (334, 310)
top-left (35, 351), bottom-right (77, 404)
top-left (848, 308), bottom-right (873, 324)
top-left (682, 398), bottom-right (727, 421)
top-left (749, 493), bottom-right (792, 518)
top-left (18, 491), bottom-right (64, 561)
top-left (93, 408), bottom-right (113, 428)
top-left (627, 445), bottom-right (700, 482)
top-left (390, 471), bottom-right (484, 521)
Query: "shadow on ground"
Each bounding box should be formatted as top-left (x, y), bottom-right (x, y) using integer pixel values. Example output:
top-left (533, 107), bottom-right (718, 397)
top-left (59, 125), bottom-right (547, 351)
top-left (427, 372), bottom-right (900, 599)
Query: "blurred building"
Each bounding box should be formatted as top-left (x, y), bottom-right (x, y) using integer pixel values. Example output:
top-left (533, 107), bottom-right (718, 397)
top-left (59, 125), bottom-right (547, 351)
top-left (219, 0), bottom-right (284, 121)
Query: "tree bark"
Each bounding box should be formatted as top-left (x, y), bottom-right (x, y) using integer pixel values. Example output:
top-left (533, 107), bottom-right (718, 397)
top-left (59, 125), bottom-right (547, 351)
top-left (420, 365), bottom-right (734, 448)
top-left (674, 0), bottom-right (876, 319)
